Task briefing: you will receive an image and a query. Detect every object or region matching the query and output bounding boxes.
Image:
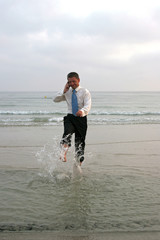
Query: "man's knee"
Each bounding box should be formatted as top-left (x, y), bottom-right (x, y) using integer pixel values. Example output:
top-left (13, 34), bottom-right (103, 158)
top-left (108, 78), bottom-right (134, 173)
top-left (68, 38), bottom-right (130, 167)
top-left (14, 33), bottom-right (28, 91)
top-left (60, 134), bottom-right (72, 147)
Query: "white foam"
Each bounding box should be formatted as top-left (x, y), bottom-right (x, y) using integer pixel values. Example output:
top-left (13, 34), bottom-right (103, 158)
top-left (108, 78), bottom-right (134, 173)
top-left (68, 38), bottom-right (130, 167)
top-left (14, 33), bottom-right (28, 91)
top-left (56, 173), bottom-right (71, 181)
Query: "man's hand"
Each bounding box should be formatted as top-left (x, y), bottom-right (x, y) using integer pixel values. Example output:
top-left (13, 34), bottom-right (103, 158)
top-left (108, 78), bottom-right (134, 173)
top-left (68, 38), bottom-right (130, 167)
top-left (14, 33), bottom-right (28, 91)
top-left (63, 83), bottom-right (70, 93)
top-left (76, 110), bottom-right (83, 117)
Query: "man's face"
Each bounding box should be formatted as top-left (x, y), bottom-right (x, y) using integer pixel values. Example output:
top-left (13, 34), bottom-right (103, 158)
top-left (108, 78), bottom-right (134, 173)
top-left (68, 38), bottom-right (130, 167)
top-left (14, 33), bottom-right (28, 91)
top-left (68, 77), bottom-right (80, 89)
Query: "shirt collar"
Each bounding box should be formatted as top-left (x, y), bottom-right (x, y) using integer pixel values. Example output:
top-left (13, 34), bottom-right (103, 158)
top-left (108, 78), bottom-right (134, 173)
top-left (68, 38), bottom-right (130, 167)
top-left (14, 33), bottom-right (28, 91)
top-left (74, 86), bottom-right (81, 92)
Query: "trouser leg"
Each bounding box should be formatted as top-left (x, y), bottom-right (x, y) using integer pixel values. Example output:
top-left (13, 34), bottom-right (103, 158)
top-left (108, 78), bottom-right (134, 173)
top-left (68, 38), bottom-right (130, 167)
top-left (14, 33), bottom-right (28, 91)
top-left (74, 116), bottom-right (87, 163)
top-left (75, 134), bottom-right (85, 163)
top-left (61, 114), bottom-right (87, 163)
top-left (60, 115), bottom-right (75, 147)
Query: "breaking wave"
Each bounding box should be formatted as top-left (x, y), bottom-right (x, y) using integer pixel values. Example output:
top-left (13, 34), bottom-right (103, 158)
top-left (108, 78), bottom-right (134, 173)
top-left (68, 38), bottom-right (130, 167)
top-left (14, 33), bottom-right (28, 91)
top-left (1, 110), bottom-right (160, 116)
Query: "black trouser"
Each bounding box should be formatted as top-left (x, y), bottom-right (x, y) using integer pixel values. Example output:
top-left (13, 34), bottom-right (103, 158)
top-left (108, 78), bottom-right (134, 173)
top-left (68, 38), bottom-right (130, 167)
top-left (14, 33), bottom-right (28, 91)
top-left (61, 114), bottom-right (87, 162)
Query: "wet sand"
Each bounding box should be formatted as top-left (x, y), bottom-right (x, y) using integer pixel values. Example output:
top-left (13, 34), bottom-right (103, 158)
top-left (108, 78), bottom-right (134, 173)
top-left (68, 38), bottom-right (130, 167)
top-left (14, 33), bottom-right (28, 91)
top-left (0, 124), bottom-right (160, 170)
top-left (0, 124), bottom-right (160, 238)
top-left (1, 231), bottom-right (160, 240)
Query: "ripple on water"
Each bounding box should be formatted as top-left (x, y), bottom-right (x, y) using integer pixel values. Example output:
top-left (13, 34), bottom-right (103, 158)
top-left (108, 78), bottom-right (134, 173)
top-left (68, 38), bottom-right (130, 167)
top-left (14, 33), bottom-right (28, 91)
top-left (0, 137), bottom-right (160, 232)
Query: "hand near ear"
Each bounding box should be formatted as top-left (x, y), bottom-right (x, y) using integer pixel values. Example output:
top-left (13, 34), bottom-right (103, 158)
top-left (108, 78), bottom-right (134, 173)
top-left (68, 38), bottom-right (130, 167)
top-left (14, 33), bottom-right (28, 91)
top-left (63, 83), bottom-right (70, 93)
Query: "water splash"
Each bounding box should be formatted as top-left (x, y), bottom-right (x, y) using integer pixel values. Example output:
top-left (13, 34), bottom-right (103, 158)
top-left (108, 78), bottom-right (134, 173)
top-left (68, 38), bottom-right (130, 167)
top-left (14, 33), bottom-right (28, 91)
top-left (35, 136), bottom-right (84, 181)
top-left (36, 136), bottom-right (60, 177)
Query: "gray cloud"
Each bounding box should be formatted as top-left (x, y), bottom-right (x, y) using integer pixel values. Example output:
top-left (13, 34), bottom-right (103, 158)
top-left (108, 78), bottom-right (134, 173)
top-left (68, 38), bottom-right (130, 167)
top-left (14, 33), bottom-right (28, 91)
top-left (0, 0), bottom-right (160, 91)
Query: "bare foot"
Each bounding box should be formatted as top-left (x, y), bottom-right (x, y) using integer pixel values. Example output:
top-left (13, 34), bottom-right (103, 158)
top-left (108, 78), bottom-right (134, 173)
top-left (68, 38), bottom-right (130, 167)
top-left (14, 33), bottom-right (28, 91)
top-left (60, 145), bottom-right (68, 162)
top-left (60, 154), bottom-right (67, 162)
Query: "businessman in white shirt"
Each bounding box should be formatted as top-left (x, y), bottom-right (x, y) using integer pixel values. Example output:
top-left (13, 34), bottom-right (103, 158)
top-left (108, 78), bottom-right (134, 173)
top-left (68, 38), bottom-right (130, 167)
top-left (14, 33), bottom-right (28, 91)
top-left (54, 72), bottom-right (91, 165)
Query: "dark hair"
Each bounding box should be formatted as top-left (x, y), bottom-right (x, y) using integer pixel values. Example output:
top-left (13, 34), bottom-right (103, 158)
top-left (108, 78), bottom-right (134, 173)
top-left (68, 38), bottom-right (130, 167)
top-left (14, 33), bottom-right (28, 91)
top-left (67, 72), bottom-right (80, 80)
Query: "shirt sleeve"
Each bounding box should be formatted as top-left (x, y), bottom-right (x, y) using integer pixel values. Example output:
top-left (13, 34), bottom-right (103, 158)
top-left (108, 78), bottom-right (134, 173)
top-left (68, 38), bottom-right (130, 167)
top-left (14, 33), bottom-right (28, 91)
top-left (53, 91), bottom-right (66, 102)
top-left (80, 90), bottom-right (91, 116)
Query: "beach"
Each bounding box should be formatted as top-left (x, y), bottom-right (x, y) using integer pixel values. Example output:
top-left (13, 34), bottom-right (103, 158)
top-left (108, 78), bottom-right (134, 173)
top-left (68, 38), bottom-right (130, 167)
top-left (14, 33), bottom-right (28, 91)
top-left (1, 124), bottom-right (160, 170)
top-left (0, 124), bottom-right (160, 239)
top-left (1, 231), bottom-right (160, 240)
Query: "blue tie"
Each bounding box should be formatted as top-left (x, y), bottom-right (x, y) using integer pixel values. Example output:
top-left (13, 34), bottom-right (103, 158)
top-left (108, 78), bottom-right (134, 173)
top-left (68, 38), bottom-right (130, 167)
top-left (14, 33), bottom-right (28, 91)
top-left (72, 89), bottom-right (78, 116)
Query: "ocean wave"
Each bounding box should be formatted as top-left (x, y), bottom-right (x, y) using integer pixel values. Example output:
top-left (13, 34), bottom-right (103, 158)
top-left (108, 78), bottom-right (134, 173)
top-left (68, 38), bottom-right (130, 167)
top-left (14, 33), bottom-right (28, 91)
top-left (1, 110), bottom-right (160, 117)
top-left (33, 117), bottom-right (63, 123)
top-left (0, 116), bottom-right (160, 126)
top-left (0, 110), bottom-right (66, 115)
top-left (89, 117), bottom-right (160, 124)
top-left (90, 110), bottom-right (160, 116)
top-left (0, 117), bottom-right (63, 126)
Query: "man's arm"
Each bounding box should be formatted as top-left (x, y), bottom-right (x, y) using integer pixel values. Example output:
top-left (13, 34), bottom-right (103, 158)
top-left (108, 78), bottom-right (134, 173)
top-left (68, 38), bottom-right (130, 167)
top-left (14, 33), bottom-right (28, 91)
top-left (53, 92), bottom-right (65, 102)
top-left (77, 90), bottom-right (91, 117)
top-left (53, 83), bottom-right (70, 102)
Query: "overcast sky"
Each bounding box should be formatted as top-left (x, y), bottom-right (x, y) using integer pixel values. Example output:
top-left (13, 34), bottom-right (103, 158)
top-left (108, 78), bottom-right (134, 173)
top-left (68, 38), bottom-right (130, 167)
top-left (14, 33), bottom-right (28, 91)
top-left (1, 0), bottom-right (160, 91)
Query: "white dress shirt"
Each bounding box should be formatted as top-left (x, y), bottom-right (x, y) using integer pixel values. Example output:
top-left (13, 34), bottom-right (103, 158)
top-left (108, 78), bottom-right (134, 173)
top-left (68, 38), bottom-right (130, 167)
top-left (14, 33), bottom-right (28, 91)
top-left (53, 86), bottom-right (91, 117)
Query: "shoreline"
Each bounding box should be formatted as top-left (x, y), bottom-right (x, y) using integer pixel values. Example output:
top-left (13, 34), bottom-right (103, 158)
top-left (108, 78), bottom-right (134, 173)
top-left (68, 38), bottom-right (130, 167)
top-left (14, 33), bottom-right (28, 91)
top-left (1, 231), bottom-right (160, 240)
top-left (1, 124), bottom-right (160, 170)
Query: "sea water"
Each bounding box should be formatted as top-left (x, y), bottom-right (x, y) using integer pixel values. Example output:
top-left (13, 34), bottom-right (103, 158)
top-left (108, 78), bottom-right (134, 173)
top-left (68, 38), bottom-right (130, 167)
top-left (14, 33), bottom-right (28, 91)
top-left (0, 91), bottom-right (160, 126)
top-left (0, 92), bottom-right (160, 233)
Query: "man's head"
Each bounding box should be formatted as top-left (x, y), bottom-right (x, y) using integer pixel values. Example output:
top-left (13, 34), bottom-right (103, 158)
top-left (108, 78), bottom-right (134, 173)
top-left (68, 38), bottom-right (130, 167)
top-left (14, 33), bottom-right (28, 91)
top-left (67, 72), bottom-right (80, 89)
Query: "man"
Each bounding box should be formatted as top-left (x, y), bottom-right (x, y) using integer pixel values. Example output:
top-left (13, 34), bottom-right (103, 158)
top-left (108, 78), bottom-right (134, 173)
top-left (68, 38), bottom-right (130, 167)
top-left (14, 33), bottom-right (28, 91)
top-left (53, 72), bottom-right (91, 166)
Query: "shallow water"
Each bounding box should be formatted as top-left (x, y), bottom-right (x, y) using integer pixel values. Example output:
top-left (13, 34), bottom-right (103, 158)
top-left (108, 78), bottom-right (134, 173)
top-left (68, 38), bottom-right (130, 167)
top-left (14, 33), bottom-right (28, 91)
top-left (1, 168), bottom-right (159, 232)
top-left (0, 136), bottom-right (160, 232)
